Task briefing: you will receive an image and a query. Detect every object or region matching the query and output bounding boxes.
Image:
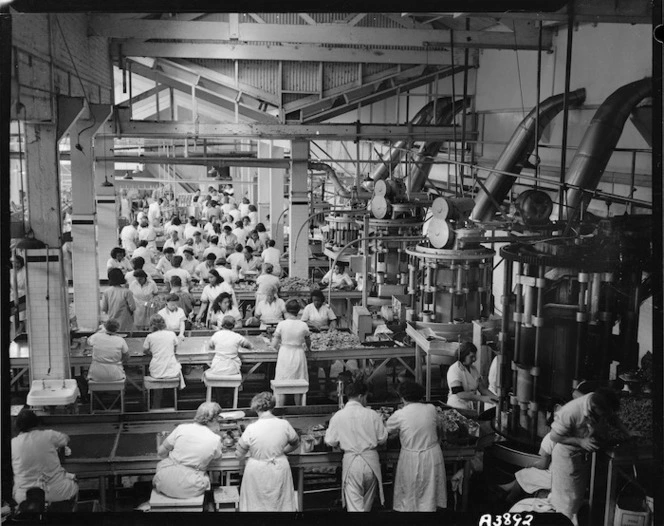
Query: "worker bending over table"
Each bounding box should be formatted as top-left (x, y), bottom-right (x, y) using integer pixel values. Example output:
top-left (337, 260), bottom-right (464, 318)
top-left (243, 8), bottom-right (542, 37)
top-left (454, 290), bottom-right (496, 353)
top-left (153, 402), bottom-right (223, 499)
top-left (446, 342), bottom-right (498, 411)
top-left (143, 314), bottom-right (185, 408)
top-left (325, 378), bottom-right (388, 512)
top-left (206, 315), bottom-right (253, 378)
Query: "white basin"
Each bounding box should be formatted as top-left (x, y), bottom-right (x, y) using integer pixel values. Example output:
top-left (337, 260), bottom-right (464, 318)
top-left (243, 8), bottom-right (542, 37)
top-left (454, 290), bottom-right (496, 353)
top-left (27, 379), bottom-right (80, 406)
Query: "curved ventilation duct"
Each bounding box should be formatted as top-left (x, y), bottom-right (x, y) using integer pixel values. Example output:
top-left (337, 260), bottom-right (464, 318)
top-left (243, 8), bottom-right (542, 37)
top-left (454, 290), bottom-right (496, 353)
top-left (308, 161), bottom-right (371, 200)
top-left (370, 97), bottom-right (451, 182)
top-left (564, 78), bottom-right (651, 219)
top-left (471, 88), bottom-right (586, 222)
top-left (409, 97), bottom-right (472, 193)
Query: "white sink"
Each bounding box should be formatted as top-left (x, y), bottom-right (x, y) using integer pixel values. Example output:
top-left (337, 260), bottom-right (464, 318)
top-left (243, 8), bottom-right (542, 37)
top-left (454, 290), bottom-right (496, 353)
top-left (27, 379), bottom-right (80, 406)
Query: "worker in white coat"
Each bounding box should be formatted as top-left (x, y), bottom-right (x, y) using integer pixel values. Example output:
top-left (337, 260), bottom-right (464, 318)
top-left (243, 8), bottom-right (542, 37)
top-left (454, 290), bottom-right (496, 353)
top-left (386, 381), bottom-right (447, 512)
top-left (236, 392), bottom-right (300, 511)
top-left (446, 342), bottom-right (498, 411)
top-left (548, 387), bottom-right (629, 524)
top-left (324, 379), bottom-right (388, 512)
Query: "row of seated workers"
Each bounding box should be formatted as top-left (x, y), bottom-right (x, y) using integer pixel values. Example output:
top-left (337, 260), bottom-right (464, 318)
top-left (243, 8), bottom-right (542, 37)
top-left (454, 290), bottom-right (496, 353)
top-left (10, 381), bottom-right (630, 519)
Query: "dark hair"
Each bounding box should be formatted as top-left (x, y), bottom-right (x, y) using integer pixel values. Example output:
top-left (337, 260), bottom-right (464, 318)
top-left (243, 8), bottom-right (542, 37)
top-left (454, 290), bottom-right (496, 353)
top-left (215, 257), bottom-right (227, 266)
top-left (110, 247), bottom-right (125, 259)
top-left (263, 263), bottom-right (274, 274)
top-left (133, 269), bottom-right (147, 279)
top-left (591, 387), bottom-right (621, 414)
top-left (345, 379), bottom-right (369, 399)
top-left (285, 299), bottom-right (301, 315)
top-left (132, 220), bottom-right (139, 227)
top-left (206, 252), bottom-right (217, 261)
top-left (15, 254), bottom-right (25, 268)
top-left (248, 205), bottom-right (257, 212)
top-left (251, 392), bottom-right (276, 413)
top-left (132, 257), bottom-right (145, 270)
top-left (208, 269), bottom-right (222, 283)
top-left (16, 408), bottom-right (40, 433)
top-left (244, 246), bottom-right (254, 255)
top-left (457, 341), bottom-right (477, 363)
top-left (138, 240), bottom-right (148, 248)
top-left (182, 247), bottom-right (194, 255)
top-left (267, 239), bottom-right (276, 248)
top-left (166, 293), bottom-right (180, 302)
top-left (170, 275), bottom-right (182, 287)
top-left (172, 255), bottom-right (183, 267)
top-left (104, 318), bottom-right (120, 333)
top-left (223, 225), bottom-right (232, 232)
top-left (149, 314), bottom-right (166, 331)
top-left (256, 223), bottom-right (266, 233)
top-left (235, 221), bottom-right (243, 228)
top-left (310, 289), bottom-right (325, 303)
top-left (210, 235), bottom-right (219, 245)
top-left (235, 244), bottom-right (243, 252)
top-left (211, 292), bottom-right (233, 313)
top-left (397, 381), bottom-right (425, 402)
top-left (189, 218), bottom-right (198, 226)
top-left (220, 315), bottom-right (236, 330)
top-left (210, 200), bottom-right (218, 207)
top-left (171, 217), bottom-right (181, 226)
top-left (242, 216), bottom-right (251, 223)
top-left (108, 268), bottom-right (126, 286)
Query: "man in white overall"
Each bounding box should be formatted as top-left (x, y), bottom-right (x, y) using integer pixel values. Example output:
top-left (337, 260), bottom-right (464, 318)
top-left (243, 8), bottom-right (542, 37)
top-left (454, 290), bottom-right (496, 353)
top-left (324, 380), bottom-right (387, 512)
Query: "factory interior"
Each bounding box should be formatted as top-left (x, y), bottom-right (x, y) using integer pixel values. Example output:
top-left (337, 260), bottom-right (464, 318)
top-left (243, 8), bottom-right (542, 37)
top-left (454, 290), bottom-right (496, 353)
top-left (3, 1), bottom-right (661, 523)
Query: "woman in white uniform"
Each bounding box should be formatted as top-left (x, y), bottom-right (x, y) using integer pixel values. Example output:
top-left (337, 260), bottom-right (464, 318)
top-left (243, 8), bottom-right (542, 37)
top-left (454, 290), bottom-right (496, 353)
top-left (254, 285), bottom-right (286, 325)
top-left (11, 409), bottom-right (78, 510)
top-left (208, 292), bottom-right (243, 329)
top-left (153, 402), bottom-right (223, 499)
top-left (106, 247), bottom-right (132, 276)
top-left (324, 380), bottom-right (388, 512)
top-left (386, 381), bottom-right (447, 512)
top-left (143, 314), bottom-right (185, 407)
top-left (320, 263), bottom-right (355, 290)
top-left (157, 293), bottom-right (187, 340)
top-left (271, 300), bottom-right (311, 406)
top-left (300, 290), bottom-right (337, 332)
top-left (195, 270), bottom-right (236, 325)
top-left (86, 319), bottom-right (129, 383)
top-left (128, 270), bottom-right (159, 330)
top-left (446, 342), bottom-right (498, 411)
top-left (254, 263), bottom-right (281, 304)
top-left (207, 315), bottom-right (253, 376)
top-left (548, 388), bottom-right (627, 524)
top-left (236, 392), bottom-right (300, 511)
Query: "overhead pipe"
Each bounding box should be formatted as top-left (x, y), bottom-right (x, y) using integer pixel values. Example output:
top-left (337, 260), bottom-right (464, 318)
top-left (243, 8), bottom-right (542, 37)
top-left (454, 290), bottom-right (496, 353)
top-left (409, 97), bottom-right (472, 193)
top-left (564, 78), bottom-right (652, 221)
top-left (308, 161), bottom-right (371, 200)
top-left (370, 97), bottom-right (452, 182)
top-left (471, 88), bottom-right (586, 222)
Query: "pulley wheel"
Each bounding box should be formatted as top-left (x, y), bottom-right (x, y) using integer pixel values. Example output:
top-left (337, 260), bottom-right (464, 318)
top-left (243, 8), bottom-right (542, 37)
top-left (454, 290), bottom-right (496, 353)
top-left (371, 195), bottom-right (391, 220)
top-left (431, 196), bottom-right (450, 220)
top-left (374, 179), bottom-right (389, 197)
top-left (427, 218), bottom-right (453, 249)
top-left (515, 190), bottom-right (553, 226)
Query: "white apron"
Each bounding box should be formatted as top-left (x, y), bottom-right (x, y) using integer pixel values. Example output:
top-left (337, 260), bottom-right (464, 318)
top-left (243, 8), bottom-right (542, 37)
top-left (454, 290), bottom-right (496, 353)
top-left (153, 457), bottom-right (210, 499)
top-left (239, 456), bottom-right (297, 512)
top-left (342, 449), bottom-right (383, 511)
top-left (393, 443), bottom-right (447, 512)
top-left (548, 443), bottom-right (590, 522)
top-left (275, 345), bottom-right (308, 382)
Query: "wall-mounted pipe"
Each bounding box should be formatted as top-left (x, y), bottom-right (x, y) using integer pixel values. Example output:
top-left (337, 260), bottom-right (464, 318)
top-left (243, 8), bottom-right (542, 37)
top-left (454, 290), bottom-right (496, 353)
top-left (409, 97), bottom-right (472, 193)
top-left (471, 88), bottom-right (586, 222)
top-left (564, 78), bottom-right (651, 220)
top-left (370, 97), bottom-right (451, 182)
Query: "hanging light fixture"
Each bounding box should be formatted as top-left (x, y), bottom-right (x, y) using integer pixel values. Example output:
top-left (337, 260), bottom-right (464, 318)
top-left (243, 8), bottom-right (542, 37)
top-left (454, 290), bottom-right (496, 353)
top-left (101, 174), bottom-right (114, 187)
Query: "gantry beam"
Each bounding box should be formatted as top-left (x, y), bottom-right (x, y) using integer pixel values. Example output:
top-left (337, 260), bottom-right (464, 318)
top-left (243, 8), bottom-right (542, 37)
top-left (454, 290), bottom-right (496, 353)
top-left (93, 18), bottom-right (551, 50)
top-left (106, 109), bottom-right (477, 141)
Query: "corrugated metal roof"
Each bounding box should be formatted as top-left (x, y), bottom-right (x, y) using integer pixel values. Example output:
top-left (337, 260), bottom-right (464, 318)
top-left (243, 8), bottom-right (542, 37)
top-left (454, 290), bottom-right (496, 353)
top-left (255, 13), bottom-right (306, 25)
top-left (324, 62), bottom-right (358, 91)
top-left (282, 61), bottom-right (319, 93)
top-left (237, 60), bottom-right (280, 94)
top-left (356, 13), bottom-right (403, 28)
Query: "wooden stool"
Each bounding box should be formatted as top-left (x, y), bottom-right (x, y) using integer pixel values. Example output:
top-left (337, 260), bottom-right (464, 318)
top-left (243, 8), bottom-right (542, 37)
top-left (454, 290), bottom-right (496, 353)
top-left (270, 379), bottom-right (309, 406)
top-left (203, 372), bottom-right (242, 408)
top-left (149, 490), bottom-right (203, 512)
top-left (88, 379), bottom-right (125, 413)
top-left (144, 376), bottom-right (179, 411)
top-left (213, 486), bottom-right (240, 512)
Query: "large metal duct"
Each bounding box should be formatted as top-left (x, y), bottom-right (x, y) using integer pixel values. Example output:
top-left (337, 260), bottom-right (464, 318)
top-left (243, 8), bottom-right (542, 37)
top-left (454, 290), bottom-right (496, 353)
top-left (409, 97), bottom-right (472, 193)
top-left (471, 88), bottom-right (586, 222)
top-left (564, 78), bottom-right (651, 219)
top-left (370, 97), bottom-right (451, 182)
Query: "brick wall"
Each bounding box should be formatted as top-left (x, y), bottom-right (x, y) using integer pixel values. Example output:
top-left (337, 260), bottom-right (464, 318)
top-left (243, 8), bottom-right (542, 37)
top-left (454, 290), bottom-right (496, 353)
top-left (11, 11), bottom-right (113, 120)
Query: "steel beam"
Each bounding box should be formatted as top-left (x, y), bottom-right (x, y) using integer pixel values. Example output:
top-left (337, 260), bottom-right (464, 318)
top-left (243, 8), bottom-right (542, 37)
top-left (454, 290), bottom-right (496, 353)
top-left (99, 155), bottom-right (290, 168)
top-left (96, 19), bottom-right (550, 50)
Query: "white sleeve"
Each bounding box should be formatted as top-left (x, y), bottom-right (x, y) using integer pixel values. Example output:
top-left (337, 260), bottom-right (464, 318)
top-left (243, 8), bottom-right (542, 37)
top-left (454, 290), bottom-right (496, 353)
top-left (447, 363), bottom-right (464, 389)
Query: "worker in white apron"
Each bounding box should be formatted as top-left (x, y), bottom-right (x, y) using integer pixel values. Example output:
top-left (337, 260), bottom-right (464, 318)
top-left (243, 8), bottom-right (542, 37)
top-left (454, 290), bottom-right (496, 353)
top-left (324, 380), bottom-right (388, 511)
